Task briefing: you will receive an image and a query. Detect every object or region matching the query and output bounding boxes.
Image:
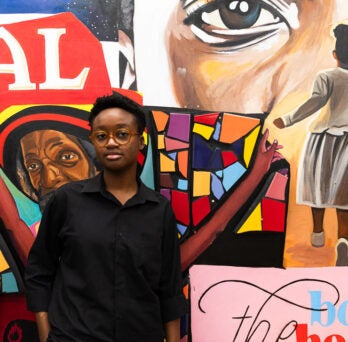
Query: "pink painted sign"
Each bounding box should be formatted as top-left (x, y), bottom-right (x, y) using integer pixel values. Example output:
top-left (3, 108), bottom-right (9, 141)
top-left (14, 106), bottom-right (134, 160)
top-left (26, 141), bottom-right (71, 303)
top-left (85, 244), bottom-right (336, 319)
top-left (190, 265), bottom-right (348, 342)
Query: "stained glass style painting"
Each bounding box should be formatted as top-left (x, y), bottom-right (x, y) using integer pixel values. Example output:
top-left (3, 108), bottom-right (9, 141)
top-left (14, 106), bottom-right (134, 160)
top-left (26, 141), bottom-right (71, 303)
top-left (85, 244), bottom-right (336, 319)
top-left (147, 108), bottom-right (289, 242)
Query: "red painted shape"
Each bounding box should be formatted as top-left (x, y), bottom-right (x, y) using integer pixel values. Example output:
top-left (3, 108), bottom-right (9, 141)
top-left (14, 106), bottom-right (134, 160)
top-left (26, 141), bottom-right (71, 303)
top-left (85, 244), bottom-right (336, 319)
top-left (221, 151), bottom-right (238, 167)
top-left (261, 198), bottom-right (286, 232)
top-left (192, 196), bottom-right (211, 227)
top-left (193, 113), bottom-right (219, 126)
top-left (0, 294), bottom-right (36, 340)
top-left (171, 190), bottom-right (190, 225)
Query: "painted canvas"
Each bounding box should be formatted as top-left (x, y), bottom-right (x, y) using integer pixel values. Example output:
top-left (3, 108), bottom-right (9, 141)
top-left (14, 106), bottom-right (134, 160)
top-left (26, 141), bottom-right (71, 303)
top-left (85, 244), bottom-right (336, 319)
top-left (0, 1), bottom-right (348, 341)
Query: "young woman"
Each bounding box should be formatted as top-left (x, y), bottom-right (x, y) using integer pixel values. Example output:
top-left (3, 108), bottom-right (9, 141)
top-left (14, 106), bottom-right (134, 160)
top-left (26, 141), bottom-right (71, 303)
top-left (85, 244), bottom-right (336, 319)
top-left (25, 93), bottom-right (187, 342)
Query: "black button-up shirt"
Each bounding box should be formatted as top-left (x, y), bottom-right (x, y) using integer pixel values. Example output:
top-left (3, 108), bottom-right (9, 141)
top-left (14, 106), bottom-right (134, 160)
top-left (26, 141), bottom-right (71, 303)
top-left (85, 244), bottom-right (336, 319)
top-left (25, 173), bottom-right (187, 342)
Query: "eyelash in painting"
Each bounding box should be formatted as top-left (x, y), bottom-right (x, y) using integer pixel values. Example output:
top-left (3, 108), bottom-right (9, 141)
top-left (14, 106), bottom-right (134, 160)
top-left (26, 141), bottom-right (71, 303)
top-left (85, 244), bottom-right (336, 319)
top-left (181, 0), bottom-right (299, 50)
top-left (183, 0), bottom-right (299, 30)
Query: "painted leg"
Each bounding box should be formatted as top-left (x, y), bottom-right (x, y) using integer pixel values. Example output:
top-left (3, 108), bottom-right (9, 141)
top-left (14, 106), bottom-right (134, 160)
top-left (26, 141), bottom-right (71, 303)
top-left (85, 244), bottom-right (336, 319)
top-left (311, 207), bottom-right (325, 247)
top-left (335, 209), bottom-right (348, 266)
top-left (337, 209), bottom-right (348, 239)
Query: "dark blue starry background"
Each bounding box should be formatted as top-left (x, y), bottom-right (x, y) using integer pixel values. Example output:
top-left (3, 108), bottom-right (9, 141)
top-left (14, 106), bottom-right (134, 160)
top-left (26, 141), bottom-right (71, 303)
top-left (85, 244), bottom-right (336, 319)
top-left (0, 0), bottom-right (134, 41)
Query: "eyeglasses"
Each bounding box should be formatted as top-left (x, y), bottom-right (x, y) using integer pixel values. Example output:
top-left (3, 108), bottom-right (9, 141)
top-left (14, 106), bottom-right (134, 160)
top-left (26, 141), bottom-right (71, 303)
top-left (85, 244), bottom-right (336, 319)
top-left (90, 128), bottom-right (140, 146)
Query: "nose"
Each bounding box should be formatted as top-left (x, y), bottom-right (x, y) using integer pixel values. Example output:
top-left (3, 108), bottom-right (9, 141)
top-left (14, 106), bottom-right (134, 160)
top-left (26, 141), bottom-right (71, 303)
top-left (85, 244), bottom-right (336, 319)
top-left (105, 134), bottom-right (120, 147)
top-left (39, 161), bottom-right (64, 191)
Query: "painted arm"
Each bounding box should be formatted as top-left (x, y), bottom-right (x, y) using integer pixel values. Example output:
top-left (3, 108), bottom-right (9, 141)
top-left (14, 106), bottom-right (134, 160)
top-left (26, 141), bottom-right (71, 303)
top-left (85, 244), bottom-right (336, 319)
top-left (180, 129), bottom-right (280, 271)
top-left (0, 176), bottom-right (35, 265)
top-left (273, 73), bottom-right (330, 128)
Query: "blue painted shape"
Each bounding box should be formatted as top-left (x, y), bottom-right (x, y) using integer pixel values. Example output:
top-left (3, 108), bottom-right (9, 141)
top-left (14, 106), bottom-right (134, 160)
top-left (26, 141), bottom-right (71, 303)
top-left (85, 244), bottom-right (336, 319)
top-left (232, 138), bottom-right (244, 159)
top-left (177, 223), bottom-right (187, 235)
top-left (2, 272), bottom-right (19, 293)
top-left (0, 1), bottom-right (120, 41)
top-left (168, 152), bottom-right (177, 160)
top-left (222, 162), bottom-right (246, 191)
top-left (140, 137), bottom-right (155, 190)
top-left (211, 173), bottom-right (224, 200)
top-left (213, 121), bottom-right (221, 141)
top-left (178, 179), bottom-right (188, 191)
top-left (209, 149), bottom-right (223, 169)
top-left (192, 135), bottom-right (213, 170)
top-left (0, 0), bottom-right (68, 13)
top-left (216, 170), bottom-right (223, 178)
top-left (1, 169), bottom-right (41, 226)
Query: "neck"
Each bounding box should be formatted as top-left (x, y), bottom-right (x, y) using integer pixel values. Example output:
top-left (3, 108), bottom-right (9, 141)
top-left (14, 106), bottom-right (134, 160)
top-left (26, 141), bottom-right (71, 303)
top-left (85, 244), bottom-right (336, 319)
top-left (338, 61), bottom-right (348, 69)
top-left (103, 168), bottom-right (138, 204)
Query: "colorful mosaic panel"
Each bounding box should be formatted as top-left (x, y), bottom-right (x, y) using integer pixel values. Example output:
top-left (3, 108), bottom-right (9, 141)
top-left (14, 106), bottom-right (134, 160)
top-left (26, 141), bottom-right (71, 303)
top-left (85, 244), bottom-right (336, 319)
top-left (150, 109), bottom-right (288, 240)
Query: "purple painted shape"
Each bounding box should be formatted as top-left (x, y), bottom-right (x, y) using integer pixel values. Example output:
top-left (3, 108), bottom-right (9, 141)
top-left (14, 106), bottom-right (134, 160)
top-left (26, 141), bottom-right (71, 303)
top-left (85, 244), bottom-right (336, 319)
top-left (167, 113), bottom-right (191, 142)
top-left (160, 188), bottom-right (171, 201)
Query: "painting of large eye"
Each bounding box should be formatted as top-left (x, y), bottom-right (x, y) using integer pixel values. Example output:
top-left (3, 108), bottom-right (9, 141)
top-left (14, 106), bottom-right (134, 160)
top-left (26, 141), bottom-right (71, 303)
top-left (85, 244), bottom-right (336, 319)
top-left (25, 160), bottom-right (41, 173)
top-left (214, 0), bottom-right (263, 29)
top-left (183, 0), bottom-right (299, 49)
top-left (58, 150), bottom-right (80, 166)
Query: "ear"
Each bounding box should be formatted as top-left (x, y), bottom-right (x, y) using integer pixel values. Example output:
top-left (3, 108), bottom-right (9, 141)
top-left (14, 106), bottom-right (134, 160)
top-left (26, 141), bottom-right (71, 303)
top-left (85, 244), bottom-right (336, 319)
top-left (333, 50), bottom-right (337, 60)
top-left (138, 134), bottom-right (145, 150)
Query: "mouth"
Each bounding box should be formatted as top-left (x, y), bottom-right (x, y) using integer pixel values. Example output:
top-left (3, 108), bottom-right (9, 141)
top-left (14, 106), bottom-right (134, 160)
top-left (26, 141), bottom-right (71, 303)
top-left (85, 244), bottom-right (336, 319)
top-left (104, 152), bottom-right (122, 161)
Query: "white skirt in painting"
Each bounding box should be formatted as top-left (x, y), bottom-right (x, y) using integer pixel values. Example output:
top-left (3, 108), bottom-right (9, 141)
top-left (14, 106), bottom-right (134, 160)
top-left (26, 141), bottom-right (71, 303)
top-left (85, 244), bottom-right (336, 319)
top-left (297, 132), bottom-right (348, 209)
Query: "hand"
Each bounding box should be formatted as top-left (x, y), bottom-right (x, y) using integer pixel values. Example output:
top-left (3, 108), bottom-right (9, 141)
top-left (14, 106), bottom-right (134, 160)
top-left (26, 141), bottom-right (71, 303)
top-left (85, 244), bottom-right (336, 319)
top-left (273, 118), bottom-right (285, 129)
top-left (35, 312), bottom-right (51, 342)
top-left (252, 129), bottom-right (282, 178)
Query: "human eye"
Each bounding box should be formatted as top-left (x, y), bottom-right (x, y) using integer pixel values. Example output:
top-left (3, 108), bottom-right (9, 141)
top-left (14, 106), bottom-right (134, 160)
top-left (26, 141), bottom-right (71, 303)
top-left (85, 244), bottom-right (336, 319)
top-left (59, 151), bottom-right (79, 163)
top-left (94, 131), bottom-right (107, 142)
top-left (25, 160), bottom-right (41, 173)
top-left (182, 0), bottom-right (299, 49)
top-left (115, 129), bottom-right (130, 142)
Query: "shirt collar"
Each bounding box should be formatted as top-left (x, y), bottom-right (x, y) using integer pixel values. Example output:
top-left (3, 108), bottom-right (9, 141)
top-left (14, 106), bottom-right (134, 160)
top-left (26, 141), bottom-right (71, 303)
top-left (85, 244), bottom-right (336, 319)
top-left (81, 172), bottom-right (160, 204)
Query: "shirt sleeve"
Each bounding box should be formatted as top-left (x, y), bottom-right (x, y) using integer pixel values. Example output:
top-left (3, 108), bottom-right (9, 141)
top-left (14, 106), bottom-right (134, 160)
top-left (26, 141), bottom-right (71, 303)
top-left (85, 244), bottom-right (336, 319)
top-left (159, 201), bottom-right (188, 323)
top-left (25, 191), bottom-right (65, 312)
top-left (282, 72), bottom-right (331, 127)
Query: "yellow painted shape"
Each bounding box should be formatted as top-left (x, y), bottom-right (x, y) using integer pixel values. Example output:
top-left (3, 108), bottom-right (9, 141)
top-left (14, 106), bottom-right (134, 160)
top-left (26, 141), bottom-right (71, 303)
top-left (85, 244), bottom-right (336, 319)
top-left (193, 171), bottom-right (211, 197)
top-left (0, 104), bottom-right (92, 124)
top-left (244, 126), bottom-right (261, 167)
top-left (220, 113), bottom-right (260, 144)
top-left (152, 111), bottom-right (169, 132)
top-left (0, 250), bottom-right (9, 273)
top-left (142, 131), bottom-right (148, 145)
top-left (157, 134), bottom-right (165, 149)
top-left (238, 203), bottom-right (262, 233)
top-left (160, 152), bottom-right (176, 172)
top-left (193, 123), bottom-right (215, 140)
top-left (178, 150), bottom-right (189, 178)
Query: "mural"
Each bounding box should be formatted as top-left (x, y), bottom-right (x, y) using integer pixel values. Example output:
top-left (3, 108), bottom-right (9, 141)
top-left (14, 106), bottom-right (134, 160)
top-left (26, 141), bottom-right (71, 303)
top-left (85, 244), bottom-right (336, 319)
top-left (133, 1), bottom-right (348, 268)
top-left (0, 0), bottom-right (347, 341)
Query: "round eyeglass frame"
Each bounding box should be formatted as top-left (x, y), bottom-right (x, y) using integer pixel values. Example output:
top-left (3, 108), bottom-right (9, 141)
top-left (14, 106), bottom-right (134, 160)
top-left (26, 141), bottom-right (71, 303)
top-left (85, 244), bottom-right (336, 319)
top-left (90, 129), bottom-right (141, 146)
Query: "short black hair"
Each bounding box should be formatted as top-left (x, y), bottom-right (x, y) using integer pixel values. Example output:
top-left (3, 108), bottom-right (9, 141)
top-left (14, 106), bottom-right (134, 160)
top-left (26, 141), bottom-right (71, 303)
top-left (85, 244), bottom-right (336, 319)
top-left (89, 92), bottom-right (146, 134)
top-left (334, 24), bottom-right (348, 64)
